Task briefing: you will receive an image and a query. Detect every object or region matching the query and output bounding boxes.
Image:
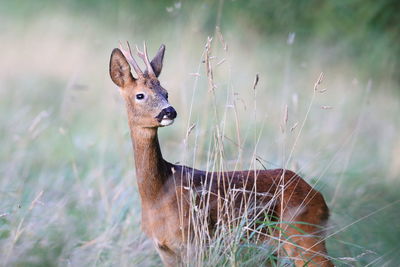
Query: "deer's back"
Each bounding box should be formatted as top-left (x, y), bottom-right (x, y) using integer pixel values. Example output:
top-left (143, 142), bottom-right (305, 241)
top-left (172, 165), bottom-right (327, 227)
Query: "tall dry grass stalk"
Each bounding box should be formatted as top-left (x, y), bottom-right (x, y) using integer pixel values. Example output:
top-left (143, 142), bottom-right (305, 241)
top-left (172, 33), bottom-right (336, 266)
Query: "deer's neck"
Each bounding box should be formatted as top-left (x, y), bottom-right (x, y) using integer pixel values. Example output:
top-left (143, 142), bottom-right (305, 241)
top-left (130, 126), bottom-right (170, 203)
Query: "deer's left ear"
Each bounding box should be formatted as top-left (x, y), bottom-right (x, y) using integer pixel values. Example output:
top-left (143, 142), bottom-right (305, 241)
top-left (150, 44), bottom-right (165, 77)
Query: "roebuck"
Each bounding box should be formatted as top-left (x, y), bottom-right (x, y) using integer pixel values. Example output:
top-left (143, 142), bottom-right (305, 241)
top-left (109, 42), bottom-right (333, 267)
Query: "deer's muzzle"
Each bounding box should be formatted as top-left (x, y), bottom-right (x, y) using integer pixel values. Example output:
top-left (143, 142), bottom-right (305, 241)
top-left (155, 106), bottom-right (177, 122)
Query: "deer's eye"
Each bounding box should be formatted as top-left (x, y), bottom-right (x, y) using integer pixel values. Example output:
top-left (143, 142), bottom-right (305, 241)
top-left (165, 93), bottom-right (168, 100)
top-left (136, 93), bottom-right (145, 100)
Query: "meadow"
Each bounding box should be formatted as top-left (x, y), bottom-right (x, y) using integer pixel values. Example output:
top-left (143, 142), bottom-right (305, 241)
top-left (1, 1), bottom-right (399, 266)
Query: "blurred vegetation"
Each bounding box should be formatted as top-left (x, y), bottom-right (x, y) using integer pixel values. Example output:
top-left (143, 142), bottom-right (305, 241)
top-left (226, 0), bottom-right (400, 82)
top-left (0, 0), bottom-right (399, 266)
top-left (3, 0), bottom-right (399, 83)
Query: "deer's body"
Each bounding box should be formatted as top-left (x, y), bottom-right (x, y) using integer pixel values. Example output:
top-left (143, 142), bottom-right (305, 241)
top-left (110, 42), bottom-right (333, 266)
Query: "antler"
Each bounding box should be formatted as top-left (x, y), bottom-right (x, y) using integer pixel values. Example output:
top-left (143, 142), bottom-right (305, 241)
top-left (119, 41), bottom-right (144, 78)
top-left (136, 42), bottom-right (156, 77)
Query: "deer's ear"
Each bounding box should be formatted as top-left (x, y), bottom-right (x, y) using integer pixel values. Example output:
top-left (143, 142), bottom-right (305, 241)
top-left (150, 44), bottom-right (165, 77)
top-left (110, 48), bottom-right (135, 88)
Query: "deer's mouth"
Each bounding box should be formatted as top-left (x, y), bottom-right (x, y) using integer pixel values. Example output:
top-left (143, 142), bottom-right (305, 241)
top-left (160, 115), bottom-right (174, 126)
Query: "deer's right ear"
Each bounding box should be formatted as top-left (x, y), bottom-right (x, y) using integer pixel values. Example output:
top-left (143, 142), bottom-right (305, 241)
top-left (109, 48), bottom-right (135, 88)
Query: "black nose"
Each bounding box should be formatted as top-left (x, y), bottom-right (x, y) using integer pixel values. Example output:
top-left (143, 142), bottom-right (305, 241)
top-left (164, 106), bottom-right (177, 119)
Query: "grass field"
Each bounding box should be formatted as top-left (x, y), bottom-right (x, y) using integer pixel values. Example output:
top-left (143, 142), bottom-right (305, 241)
top-left (1, 1), bottom-right (399, 266)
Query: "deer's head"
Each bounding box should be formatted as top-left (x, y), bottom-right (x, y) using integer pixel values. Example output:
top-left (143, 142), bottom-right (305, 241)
top-left (109, 42), bottom-right (177, 128)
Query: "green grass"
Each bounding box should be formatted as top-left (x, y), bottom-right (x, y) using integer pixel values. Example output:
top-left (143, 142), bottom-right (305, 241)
top-left (1, 1), bottom-right (400, 266)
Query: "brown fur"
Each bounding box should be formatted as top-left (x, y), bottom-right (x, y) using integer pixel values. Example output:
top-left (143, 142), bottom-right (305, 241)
top-left (109, 44), bottom-right (333, 267)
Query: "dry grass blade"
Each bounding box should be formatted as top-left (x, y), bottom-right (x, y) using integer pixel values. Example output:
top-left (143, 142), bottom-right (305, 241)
top-left (290, 122), bottom-right (298, 132)
top-left (189, 72), bottom-right (201, 77)
top-left (29, 190), bottom-right (44, 210)
top-left (186, 123), bottom-right (196, 139)
top-left (216, 26), bottom-right (228, 51)
top-left (216, 58), bottom-right (226, 66)
top-left (253, 73), bottom-right (259, 90)
top-left (28, 111), bottom-right (49, 133)
top-left (283, 104), bottom-right (288, 126)
top-left (314, 72), bottom-right (324, 91)
top-left (205, 36), bottom-right (216, 92)
top-left (320, 105), bottom-right (333, 110)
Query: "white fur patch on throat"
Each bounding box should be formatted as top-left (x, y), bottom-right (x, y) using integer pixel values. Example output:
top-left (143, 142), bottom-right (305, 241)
top-left (160, 119), bottom-right (174, 126)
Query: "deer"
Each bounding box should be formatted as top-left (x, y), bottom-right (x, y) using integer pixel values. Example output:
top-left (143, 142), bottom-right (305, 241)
top-left (109, 41), bottom-right (334, 267)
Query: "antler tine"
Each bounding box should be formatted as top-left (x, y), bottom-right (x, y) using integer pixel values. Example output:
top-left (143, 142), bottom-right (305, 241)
top-left (136, 41), bottom-right (155, 77)
top-left (119, 41), bottom-right (143, 77)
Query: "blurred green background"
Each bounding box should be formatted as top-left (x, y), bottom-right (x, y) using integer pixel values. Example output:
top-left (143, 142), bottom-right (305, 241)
top-left (1, 0), bottom-right (399, 266)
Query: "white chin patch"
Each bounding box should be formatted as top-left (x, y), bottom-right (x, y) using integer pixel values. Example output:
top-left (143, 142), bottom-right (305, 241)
top-left (160, 119), bottom-right (174, 126)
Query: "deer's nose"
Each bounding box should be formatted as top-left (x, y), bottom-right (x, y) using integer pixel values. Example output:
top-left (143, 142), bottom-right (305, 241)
top-left (164, 106), bottom-right (177, 119)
